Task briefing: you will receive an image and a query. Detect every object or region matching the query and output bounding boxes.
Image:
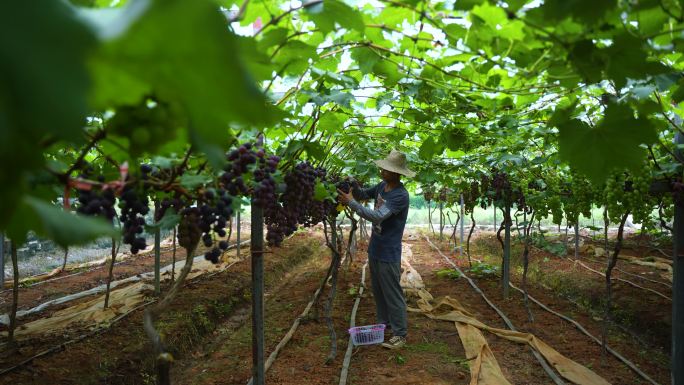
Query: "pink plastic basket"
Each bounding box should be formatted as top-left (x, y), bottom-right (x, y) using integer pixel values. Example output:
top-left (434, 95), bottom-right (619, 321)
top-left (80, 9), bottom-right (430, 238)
top-left (348, 324), bottom-right (386, 346)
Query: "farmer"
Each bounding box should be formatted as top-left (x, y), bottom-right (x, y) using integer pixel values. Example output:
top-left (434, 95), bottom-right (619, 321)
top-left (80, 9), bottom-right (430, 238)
top-left (337, 149), bottom-right (415, 349)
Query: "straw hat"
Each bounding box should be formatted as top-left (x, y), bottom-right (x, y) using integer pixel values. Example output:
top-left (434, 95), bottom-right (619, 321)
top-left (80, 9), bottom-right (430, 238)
top-left (374, 150), bottom-right (416, 178)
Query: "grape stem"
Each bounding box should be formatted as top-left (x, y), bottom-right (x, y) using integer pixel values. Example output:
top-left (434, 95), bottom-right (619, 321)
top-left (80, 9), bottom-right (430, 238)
top-left (322, 218), bottom-right (343, 365)
top-left (162, 145), bottom-right (193, 190)
top-left (466, 210), bottom-right (475, 268)
top-left (522, 210), bottom-right (536, 323)
top-left (654, 91), bottom-right (684, 136)
top-left (601, 212), bottom-right (630, 364)
top-left (143, 242), bottom-right (198, 385)
top-left (62, 129), bottom-right (106, 180)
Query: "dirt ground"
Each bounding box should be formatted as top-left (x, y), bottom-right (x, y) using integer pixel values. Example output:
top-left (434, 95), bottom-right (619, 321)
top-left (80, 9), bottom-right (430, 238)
top-left (0, 230), bottom-right (250, 326)
top-left (173, 230), bottom-right (671, 384)
top-left (469, 230), bottom-right (673, 357)
top-left (0, 228), bottom-right (672, 384)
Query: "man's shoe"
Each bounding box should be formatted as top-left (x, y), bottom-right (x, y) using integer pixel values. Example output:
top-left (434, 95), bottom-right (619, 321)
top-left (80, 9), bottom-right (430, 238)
top-left (381, 335), bottom-right (406, 349)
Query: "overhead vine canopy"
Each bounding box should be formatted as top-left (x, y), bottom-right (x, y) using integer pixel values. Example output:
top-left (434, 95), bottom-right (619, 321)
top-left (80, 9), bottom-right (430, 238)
top-left (2, 0), bottom-right (684, 244)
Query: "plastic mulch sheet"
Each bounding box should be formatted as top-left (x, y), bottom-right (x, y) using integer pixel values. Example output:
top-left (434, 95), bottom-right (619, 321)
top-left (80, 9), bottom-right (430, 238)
top-left (2, 282), bottom-right (153, 338)
top-left (2, 249), bottom-right (242, 339)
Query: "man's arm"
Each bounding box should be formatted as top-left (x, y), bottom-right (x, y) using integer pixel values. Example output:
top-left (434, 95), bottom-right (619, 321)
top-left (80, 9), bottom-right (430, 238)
top-left (342, 187), bottom-right (409, 225)
top-left (337, 183), bottom-right (390, 224)
top-left (352, 183), bottom-right (380, 201)
top-left (347, 199), bottom-right (393, 224)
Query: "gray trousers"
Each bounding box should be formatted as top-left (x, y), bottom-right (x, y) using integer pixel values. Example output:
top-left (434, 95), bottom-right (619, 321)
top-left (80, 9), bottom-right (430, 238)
top-left (368, 258), bottom-right (407, 337)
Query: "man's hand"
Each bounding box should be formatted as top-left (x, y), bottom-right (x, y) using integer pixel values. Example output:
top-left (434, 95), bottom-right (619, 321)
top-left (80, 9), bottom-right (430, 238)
top-left (337, 188), bottom-right (354, 205)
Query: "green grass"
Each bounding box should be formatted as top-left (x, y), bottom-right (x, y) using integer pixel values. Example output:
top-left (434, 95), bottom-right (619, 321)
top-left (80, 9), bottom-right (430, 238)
top-left (407, 340), bottom-right (451, 355)
top-left (407, 340), bottom-right (469, 369)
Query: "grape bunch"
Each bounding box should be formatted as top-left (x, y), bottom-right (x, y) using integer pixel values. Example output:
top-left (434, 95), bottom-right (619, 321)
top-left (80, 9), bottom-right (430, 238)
top-left (198, 191), bottom-right (233, 237)
top-left (264, 207), bottom-right (297, 246)
top-left (468, 181), bottom-right (479, 201)
top-left (563, 172), bottom-right (594, 225)
top-left (478, 174), bottom-right (492, 208)
top-left (107, 100), bottom-right (180, 155)
top-left (262, 162), bottom-right (338, 246)
top-left (119, 186), bottom-right (151, 254)
top-left (602, 160), bottom-right (654, 225)
top-left (335, 176), bottom-right (360, 195)
top-left (460, 180), bottom-right (480, 213)
top-left (221, 142), bottom-right (280, 206)
top-left (197, 141), bottom-right (283, 263)
top-left (74, 166), bottom-right (118, 221)
top-left (76, 187), bottom-right (117, 220)
top-left (155, 196), bottom-right (184, 222)
top-left (177, 207), bottom-right (202, 251)
top-left (251, 151), bottom-right (280, 209)
top-left (515, 173), bottom-right (545, 216)
top-left (174, 141), bottom-right (282, 261)
top-left (438, 188), bottom-right (448, 202)
top-left (422, 186), bottom-right (434, 202)
top-left (263, 162), bottom-right (317, 246)
top-left (544, 173), bottom-right (564, 225)
top-left (177, 204), bottom-right (230, 264)
top-left (221, 143), bottom-right (339, 247)
top-left (283, 162), bottom-right (317, 218)
top-left (197, 189), bottom-right (234, 263)
top-left (221, 142), bottom-right (273, 197)
top-left (302, 165), bottom-right (337, 225)
top-left (490, 170), bottom-right (511, 202)
top-left (629, 169), bottom-right (653, 225)
top-left (76, 185), bottom-right (117, 221)
top-left (512, 176), bottom-right (528, 212)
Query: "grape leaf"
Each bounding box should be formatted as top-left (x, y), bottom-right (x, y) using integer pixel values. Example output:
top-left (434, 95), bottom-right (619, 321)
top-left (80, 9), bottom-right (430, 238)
top-left (303, 141), bottom-right (327, 161)
top-left (556, 103), bottom-right (658, 183)
top-left (314, 181), bottom-right (334, 201)
top-left (306, 0), bottom-right (365, 34)
top-left (180, 174), bottom-right (213, 190)
top-left (89, 0), bottom-right (273, 162)
top-left (535, 0), bottom-right (617, 24)
top-left (146, 208), bottom-right (180, 230)
top-left (0, 0), bottom-right (96, 230)
top-left (470, 3), bottom-right (507, 30)
top-left (318, 112), bottom-right (344, 133)
top-left (604, 34), bottom-right (670, 88)
top-left (351, 47), bottom-right (381, 74)
top-left (8, 197), bottom-right (119, 248)
top-left (419, 137), bottom-right (445, 160)
top-left (453, 0), bottom-right (485, 11)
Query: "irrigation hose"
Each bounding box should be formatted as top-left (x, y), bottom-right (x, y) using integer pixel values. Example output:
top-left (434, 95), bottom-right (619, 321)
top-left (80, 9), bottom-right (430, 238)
top-left (571, 259), bottom-right (671, 301)
top-left (507, 282), bottom-right (660, 385)
top-left (338, 260), bottom-right (368, 385)
top-left (246, 246), bottom-right (333, 385)
top-left (582, 257), bottom-right (672, 288)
